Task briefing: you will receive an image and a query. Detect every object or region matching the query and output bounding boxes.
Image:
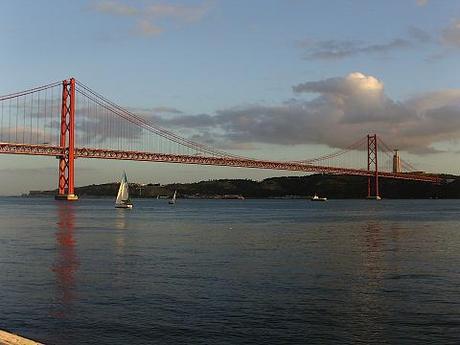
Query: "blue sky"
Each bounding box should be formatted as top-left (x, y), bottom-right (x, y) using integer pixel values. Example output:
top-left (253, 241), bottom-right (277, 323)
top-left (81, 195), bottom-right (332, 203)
top-left (1, 0), bottom-right (460, 194)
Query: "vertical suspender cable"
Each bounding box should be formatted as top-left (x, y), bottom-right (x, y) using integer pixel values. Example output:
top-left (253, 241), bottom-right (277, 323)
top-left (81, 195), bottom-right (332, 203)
top-left (15, 96), bottom-right (19, 143)
top-left (23, 95), bottom-right (26, 143)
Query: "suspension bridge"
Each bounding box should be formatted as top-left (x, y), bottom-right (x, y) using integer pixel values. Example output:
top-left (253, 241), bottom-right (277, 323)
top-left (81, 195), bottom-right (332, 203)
top-left (0, 78), bottom-right (441, 200)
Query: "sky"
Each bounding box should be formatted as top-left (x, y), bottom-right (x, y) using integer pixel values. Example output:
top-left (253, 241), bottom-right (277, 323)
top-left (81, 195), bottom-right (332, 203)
top-left (1, 0), bottom-right (460, 195)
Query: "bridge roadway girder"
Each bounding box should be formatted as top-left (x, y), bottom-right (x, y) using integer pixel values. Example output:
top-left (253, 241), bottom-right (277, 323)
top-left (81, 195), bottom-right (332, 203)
top-left (0, 143), bottom-right (441, 184)
top-left (0, 143), bottom-right (63, 157)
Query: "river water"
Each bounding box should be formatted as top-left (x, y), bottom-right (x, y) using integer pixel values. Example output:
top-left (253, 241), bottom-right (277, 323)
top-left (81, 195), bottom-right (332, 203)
top-left (1, 197), bottom-right (460, 344)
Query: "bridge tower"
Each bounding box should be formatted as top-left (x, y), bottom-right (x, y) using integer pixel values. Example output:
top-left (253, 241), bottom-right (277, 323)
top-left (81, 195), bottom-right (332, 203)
top-left (392, 149), bottom-right (401, 173)
top-left (367, 134), bottom-right (380, 200)
top-left (55, 78), bottom-right (78, 201)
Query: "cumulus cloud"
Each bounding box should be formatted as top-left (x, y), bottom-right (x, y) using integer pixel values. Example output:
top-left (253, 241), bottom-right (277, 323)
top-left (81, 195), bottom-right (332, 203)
top-left (90, 0), bottom-right (214, 37)
top-left (293, 72), bottom-right (384, 95)
top-left (154, 72), bottom-right (460, 154)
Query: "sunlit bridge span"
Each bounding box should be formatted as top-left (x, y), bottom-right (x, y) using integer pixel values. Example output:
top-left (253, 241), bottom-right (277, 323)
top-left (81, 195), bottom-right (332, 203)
top-left (0, 78), bottom-right (441, 200)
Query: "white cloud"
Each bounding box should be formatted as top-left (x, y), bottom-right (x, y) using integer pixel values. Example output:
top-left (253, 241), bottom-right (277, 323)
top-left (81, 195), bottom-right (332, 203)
top-left (293, 72), bottom-right (384, 95)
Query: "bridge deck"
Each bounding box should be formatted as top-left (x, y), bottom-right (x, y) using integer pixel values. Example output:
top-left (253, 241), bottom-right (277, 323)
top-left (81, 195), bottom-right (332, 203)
top-left (0, 142), bottom-right (441, 183)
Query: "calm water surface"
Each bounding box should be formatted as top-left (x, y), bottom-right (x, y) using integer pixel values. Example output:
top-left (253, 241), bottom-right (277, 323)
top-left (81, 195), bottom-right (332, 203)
top-left (1, 197), bottom-right (460, 344)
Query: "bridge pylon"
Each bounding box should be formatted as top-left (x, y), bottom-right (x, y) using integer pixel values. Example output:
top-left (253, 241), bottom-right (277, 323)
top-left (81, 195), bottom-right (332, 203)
top-left (367, 134), bottom-right (380, 200)
top-left (55, 78), bottom-right (78, 201)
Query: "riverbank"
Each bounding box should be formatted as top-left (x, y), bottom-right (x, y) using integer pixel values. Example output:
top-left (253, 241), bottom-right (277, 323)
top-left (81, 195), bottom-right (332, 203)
top-left (0, 329), bottom-right (43, 345)
top-left (26, 174), bottom-right (459, 199)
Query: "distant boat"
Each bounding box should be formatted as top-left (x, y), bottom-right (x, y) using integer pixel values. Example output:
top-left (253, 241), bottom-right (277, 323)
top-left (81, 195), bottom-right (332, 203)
top-left (115, 172), bottom-right (133, 209)
top-left (311, 194), bottom-right (327, 201)
top-left (168, 190), bottom-right (177, 205)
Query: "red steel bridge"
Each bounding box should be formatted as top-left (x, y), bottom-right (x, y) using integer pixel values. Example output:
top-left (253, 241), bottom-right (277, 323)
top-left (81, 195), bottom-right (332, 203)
top-left (0, 78), bottom-right (441, 200)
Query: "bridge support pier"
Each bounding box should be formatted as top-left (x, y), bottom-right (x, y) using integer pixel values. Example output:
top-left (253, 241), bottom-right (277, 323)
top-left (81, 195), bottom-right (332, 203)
top-left (367, 134), bottom-right (380, 200)
top-left (55, 78), bottom-right (78, 201)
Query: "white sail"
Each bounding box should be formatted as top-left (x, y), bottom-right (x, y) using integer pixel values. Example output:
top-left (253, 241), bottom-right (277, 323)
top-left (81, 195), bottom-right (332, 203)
top-left (116, 172), bottom-right (130, 205)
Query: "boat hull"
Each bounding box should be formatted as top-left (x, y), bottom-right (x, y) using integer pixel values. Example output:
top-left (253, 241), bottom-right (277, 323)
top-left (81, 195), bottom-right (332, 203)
top-left (115, 204), bottom-right (133, 209)
top-left (311, 195), bottom-right (327, 201)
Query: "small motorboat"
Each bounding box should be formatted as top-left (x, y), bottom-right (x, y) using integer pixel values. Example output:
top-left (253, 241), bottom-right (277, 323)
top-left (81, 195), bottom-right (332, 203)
top-left (311, 194), bottom-right (327, 201)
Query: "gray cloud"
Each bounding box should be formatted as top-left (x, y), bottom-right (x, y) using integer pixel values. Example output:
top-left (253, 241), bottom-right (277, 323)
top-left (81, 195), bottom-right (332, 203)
top-left (301, 38), bottom-right (412, 61)
top-left (126, 106), bottom-right (183, 116)
top-left (300, 19), bottom-right (460, 62)
top-left (405, 89), bottom-right (460, 111)
top-left (75, 109), bottom-right (143, 145)
top-left (153, 72), bottom-right (460, 154)
top-left (299, 25), bottom-right (435, 61)
top-left (149, 106), bottom-right (183, 114)
top-left (0, 127), bottom-right (48, 144)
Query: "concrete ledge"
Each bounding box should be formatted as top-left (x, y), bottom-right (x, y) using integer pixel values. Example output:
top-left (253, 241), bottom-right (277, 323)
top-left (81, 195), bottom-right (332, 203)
top-left (54, 194), bottom-right (79, 201)
top-left (0, 330), bottom-right (44, 345)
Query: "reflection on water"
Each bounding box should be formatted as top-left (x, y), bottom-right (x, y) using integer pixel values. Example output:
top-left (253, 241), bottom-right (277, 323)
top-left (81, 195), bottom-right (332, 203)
top-left (354, 221), bottom-right (386, 343)
top-left (115, 209), bottom-right (128, 230)
top-left (363, 221), bottom-right (385, 283)
top-left (52, 203), bottom-right (79, 315)
top-left (115, 209), bottom-right (128, 253)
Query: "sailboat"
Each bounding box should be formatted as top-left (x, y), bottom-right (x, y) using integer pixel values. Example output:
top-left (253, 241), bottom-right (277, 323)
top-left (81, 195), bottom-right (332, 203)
top-left (168, 190), bottom-right (177, 205)
top-left (115, 172), bottom-right (133, 209)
